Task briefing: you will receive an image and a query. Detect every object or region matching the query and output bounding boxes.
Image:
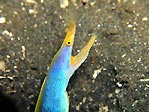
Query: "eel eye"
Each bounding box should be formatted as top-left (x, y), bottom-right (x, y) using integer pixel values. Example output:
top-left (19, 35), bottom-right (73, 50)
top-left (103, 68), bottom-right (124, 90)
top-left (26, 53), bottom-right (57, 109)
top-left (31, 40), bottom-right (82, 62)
top-left (66, 41), bottom-right (71, 46)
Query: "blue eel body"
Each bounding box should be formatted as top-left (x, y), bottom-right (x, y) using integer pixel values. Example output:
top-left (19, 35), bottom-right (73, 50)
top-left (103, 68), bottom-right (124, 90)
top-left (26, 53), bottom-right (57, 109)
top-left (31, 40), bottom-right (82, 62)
top-left (35, 21), bottom-right (95, 112)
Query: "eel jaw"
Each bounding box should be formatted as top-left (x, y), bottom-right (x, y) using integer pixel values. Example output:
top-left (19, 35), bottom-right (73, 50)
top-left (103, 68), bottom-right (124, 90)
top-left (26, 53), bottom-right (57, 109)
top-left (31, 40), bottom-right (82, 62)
top-left (70, 35), bottom-right (96, 71)
top-left (62, 20), bottom-right (96, 77)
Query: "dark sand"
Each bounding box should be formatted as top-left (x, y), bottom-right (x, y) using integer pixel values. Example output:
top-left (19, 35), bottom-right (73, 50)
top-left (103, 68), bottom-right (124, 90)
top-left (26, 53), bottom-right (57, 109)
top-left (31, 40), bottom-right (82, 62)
top-left (0, 0), bottom-right (149, 112)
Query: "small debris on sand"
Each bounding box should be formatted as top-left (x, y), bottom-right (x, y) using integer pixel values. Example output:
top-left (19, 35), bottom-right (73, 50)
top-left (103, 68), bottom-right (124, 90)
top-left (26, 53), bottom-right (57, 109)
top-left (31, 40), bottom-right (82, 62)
top-left (0, 17), bottom-right (6, 24)
top-left (60, 0), bottom-right (68, 9)
top-left (0, 61), bottom-right (6, 71)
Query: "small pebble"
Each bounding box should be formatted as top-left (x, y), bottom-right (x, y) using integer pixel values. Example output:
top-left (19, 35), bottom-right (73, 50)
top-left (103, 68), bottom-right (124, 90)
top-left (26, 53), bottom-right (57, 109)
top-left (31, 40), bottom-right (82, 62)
top-left (116, 82), bottom-right (122, 87)
top-left (90, 1), bottom-right (96, 6)
top-left (29, 9), bottom-right (37, 14)
top-left (26, 0), bottom-right (36, 4)
top-left (40, 0), bottom-right (44, 3)
top-left (0, 61), bottom-right (6, 71)
top-left (60, 0), bottom-right (68, 9)
top-left (127, 24), bottom-right (133, 28)
top-left (115, 88), bottom-right (120, 94)
top-left (0, 17), bottom-right (6, 24)
top-left (142, 17), bottom-right (148, 21)
top-left (93, 68), bottom-right (102, 79)
top-left (117, 0), bottom-right (121, 7)
top-left (2, 30), bottom-right (13, 37)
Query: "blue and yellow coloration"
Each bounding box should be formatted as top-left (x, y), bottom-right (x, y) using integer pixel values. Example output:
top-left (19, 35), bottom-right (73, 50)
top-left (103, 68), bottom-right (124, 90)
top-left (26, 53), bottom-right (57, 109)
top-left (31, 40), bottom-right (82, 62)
top-left (35, 21), bottom-right (96, 112)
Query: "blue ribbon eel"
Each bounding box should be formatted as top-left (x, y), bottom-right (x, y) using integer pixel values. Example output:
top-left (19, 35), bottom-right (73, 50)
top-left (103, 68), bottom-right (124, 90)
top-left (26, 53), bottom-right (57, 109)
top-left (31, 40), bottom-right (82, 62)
top-left (35, 20), bottom-right (96, 112)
